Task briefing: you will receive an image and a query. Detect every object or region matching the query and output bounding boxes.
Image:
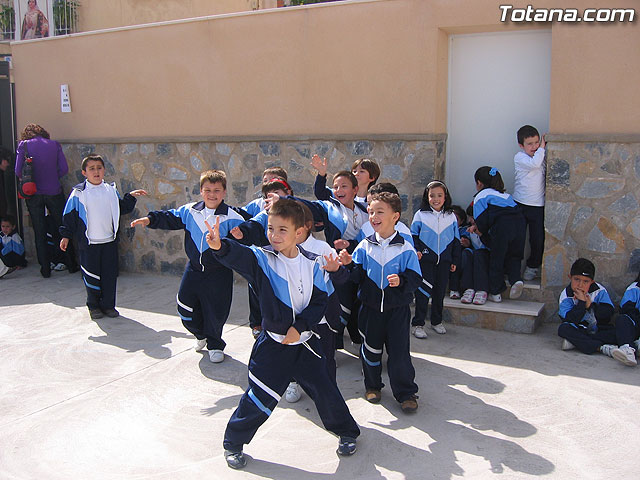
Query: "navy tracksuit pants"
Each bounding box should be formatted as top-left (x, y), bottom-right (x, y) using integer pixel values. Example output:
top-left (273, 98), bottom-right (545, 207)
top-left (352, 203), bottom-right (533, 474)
top-left (517, 203), bottom-right (545, 269)
top-left (176, 266), bottom-right (233, 351)
top-left (79, 241), bottom-right (118, 310)
top-left (413, 258), bottom-right (450, 327)
top-left (487, 216), bottom-right (525, 295)
top-left (359, 304), bottom-right (418, 403)
top-left (337, 280), bottom-right (362, 345)
top-left (223, 332), bottom-right (360, 453)
top-left (560, 314), bottom-right (640, 354)
top-left (450, 248), bottom-right (489, 293)
top-left (248, 284), bottom-right (261, 329)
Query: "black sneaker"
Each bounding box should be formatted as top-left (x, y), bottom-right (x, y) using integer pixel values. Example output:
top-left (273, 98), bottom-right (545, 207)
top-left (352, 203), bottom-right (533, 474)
top-left (102, 308), bottom-right (120, 318)
top-left (337, 437), bottom-right (357, 456)
top-left (89, 308), bottom-right (104, 320)
top-left (224, 450), bottom-right (247, 469)
top-left (40, 267), bottom-right (51, 278)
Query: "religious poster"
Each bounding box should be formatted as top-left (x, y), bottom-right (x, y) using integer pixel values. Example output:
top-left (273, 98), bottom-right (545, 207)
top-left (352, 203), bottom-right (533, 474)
top-left (15, 0), bottom-right (53, 40)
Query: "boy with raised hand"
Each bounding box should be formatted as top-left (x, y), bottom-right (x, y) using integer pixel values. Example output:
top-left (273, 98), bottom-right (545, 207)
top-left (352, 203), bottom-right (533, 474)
top-left (130, 169), bottom-right (244, 363)
top-left (203, 198), bottom-right (360, 469)
top-left (60, 154), bottom-right (147, 319)
top-left (557, 258), bottom-right (619, 358)
top-left (514, 125), bottom-right (546, 281)
top-left (339, 192), bottom-right (422, 413)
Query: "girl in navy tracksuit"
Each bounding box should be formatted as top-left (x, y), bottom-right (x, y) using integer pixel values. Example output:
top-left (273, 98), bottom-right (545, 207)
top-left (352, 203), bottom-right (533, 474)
top-left (471, 167), bottom-right (525, 302)
top-left (410, 181), bottom-right (461, 337)
top-left (204, 199), bottom-right (360, 468)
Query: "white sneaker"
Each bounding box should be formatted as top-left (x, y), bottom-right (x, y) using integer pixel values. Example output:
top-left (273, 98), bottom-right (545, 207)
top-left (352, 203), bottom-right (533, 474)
top-left (53, 263), bottom-right (67, 271)
top-left (431, 323), bottom-right (447, 334)
top-left (488, 293), bottom-right (502, 303)
top-left (411, 326), bottom-right (428, 339)
top-left (208, 349), bottom-right (224, 363)
top-left (612, 345), bottom-right (637, 366)
top-left (523, 267), bottom-right (539, 281)
top-left (561, 339), bottom-right (575, 351)
top-left (461, 289), bottom-right (475, 304)
top-left (600, 344), bottom-right (616, 357)
top-left (195, 338), bottom-right (207, 351)
top-left (510, 281), bottom-right (524, 299)
top-left (449, 290), bottom-right (461, 299)
top-left (285, 382), bottom-right (302, 403)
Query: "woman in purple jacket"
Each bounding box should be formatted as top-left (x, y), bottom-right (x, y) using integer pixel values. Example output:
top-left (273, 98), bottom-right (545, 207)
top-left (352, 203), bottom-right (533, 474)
top-left (15, 124), bottom-right (78, 277)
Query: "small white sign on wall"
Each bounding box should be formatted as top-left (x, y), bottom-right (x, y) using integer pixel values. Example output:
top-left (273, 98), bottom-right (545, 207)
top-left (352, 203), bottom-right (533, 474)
top-left (61, 84), bottom-right (71, 113)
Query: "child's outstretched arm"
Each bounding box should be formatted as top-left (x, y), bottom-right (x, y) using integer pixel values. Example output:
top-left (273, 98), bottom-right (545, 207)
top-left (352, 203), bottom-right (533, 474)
top-left (311, 155), bottom-right (333, 201)
top-left (120, 189), bottom-right (148, 215)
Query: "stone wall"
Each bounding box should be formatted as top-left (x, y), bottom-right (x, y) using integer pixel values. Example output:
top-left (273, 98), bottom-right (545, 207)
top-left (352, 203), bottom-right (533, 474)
top-left (47, 135), bottom-right (445, 275)
top-left (542, 136), bottom-right (640, 309)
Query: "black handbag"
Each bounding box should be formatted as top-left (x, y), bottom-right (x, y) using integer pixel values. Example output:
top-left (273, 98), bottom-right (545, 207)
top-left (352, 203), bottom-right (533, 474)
top-left (19, 142), bottom-right (36, 199)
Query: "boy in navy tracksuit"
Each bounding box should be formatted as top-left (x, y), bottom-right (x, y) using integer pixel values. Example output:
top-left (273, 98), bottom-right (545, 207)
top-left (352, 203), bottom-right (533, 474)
top-left (300, 165), bottom-right (368, 345)
top-left (204, 198), bottom-right (360, 469)
top-left (339, 192), bottom-right (422, 412)
top-left (616, 274), bottom-right (640, 366)
top-left (130, 170), bottom-right (244, 363)
top-left (60, 155), bottom-right (146, 319)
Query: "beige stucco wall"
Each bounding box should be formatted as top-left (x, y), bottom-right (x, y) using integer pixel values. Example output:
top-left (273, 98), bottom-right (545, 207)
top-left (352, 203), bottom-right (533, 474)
top-left (77, 0), bottom-right (277, 31)
top-left (9, 0), bottom-right (640, 140)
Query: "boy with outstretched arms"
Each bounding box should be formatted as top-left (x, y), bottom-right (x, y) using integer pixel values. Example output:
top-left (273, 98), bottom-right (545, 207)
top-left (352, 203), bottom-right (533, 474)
top-left (130, 170), bottom-right (244, 363)
top-left (203, 198), bottom-right (360, 469)
top-left (60, 155), bottom-right (146, 319)
top-left (339, 192), bottom-right (422, 412)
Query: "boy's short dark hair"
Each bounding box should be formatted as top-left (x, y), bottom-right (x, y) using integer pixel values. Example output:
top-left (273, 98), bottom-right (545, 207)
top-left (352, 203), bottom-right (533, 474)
top-left (517, 125), bottom-right (540, 145)
top-left (333, 170), bottom-right (358, 189)
top-left (570, 258), bottom-right (595, 280)
top-left (450, 205), bottom-right (467, 225)
top-left (81, 154), bottom-right (105, 171)
top-left (351, 158), bottom-right (381, 188)
top-left (263, 167), bottom-right (288, 181)
top-left (200, 169), bottom-right (227, 189)
top-left (269, 198), bottom-right (306, 229)
top-left (369, 192), bottom-right (402, 215)
top-left (262, 177), bottom-right (293, 197)
top-left (297, 200), bottom-right (315, 234)
top-left (368, 182), bottom-right (398, 196)
top-left (1, 214), bottom-right (16, 226)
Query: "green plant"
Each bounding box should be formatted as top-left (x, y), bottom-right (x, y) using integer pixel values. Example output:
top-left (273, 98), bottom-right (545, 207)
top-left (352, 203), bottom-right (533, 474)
top-left (53, 0), bottom-right (80, 35)
top-left (0, 4), bottom-right (15, 40)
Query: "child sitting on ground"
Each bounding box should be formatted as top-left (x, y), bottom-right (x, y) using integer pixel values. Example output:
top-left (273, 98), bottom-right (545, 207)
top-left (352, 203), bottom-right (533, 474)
top-left (609, 272), bottom-right (640, 366)
top-left (410, 181), bottom-right (460, 338)
top-left (468, 167), bottom-right (525, 302)
top-left (0, 215), bottom-right (27, 277)
top-left (339, 192), bottom-right (421, 412)
top-left (60, 155), bottom-right (146, 319)
top-left (557, 258), bottom-right (637, 365)
top-left (204, 198), bottom-right (360, 469)
top-left (130, 170), bottom-right (244, 363)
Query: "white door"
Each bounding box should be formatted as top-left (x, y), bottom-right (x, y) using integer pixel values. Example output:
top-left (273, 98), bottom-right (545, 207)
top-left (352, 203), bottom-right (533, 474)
top-left (446, 30), bottom-right (551, 209)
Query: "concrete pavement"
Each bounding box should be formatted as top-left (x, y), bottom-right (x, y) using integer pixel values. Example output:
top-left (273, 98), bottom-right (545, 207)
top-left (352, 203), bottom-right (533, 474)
top-left (1, 267), bottom-right (638, 479)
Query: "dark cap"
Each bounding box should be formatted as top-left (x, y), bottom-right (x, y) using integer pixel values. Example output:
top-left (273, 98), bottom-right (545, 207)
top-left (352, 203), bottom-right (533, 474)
top-left (570, 258), bottom-right (595, 279)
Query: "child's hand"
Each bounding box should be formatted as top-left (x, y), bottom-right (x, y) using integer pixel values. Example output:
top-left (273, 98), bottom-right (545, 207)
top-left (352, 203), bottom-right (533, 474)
top-left (450, 264), bottom-right (457, 273)
top-left (460, 237), bottom-right (471, 248)
top-left (540, 134), bottom-right (546, 149)
top-left (334, 239), bottom-right (349, 250)
top-left (129, 189), bottom-right (148, 197)
top-left (264, 192), bottom-right (280, 212)
top-left (282, 326), bottom-right (300, 345)
top-left (130, 217), bottom-right (150, 228)
top-left (416, 251), bottom-right (422, 260)
top-left (204, 217), bottom-right (222, 250)
top-left (467, 224), bottom-right (478, 234)
top-left (387, 274), bottom-right (400, 287)
top-left (230, 226), bottom-right (244, 240)
top-left (311, 154), bottom-right (328, 177)
top-left (60, 238), bottom-right (69, 252)
top-left (322, 253), bottom-right (341, 272)
top-left (338, 249), bottom-right (352, 265)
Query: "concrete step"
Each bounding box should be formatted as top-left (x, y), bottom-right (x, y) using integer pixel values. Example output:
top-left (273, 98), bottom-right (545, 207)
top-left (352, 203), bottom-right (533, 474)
top-left (442, 296), bottom-right (545, 334)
